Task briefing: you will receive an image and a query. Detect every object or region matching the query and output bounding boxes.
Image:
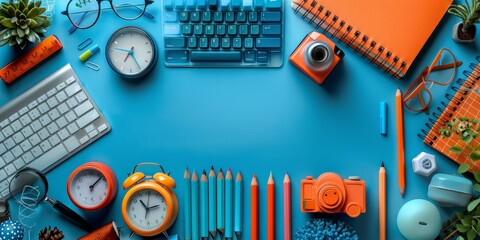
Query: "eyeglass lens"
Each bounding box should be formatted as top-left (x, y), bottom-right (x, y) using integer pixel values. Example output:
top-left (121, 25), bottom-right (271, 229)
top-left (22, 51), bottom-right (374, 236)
top-left (424, 49), bottom-right (457, 89)
top-left (67, 0), bottom-right (147, 28)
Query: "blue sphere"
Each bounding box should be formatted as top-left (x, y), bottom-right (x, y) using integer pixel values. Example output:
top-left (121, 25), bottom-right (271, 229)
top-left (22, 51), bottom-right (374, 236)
top-left (0, 220), bottom-right (24, 240)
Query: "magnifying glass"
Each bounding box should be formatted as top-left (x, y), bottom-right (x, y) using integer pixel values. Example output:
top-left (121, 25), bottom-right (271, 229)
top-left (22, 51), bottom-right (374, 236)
top-left (9, 168), bottom-right (92, 231)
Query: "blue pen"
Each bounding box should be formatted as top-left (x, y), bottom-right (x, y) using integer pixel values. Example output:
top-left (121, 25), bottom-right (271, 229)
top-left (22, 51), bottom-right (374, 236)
top-left (208, 167), bottom-right (217, 238)
top-left (184, 168), bottom-right (192, 240)
top-left (217, 169), bottom-right (225, 235)
top-left (234, 171), bottom-right (243, 239)
top-left (225, 169), bottom-right (233, 238)
top-left (191, 171), bottom-right (199, 240)
top-left (200, 171), bottom-right (209, 239)
top-left (380, 102), bottom-right (387, 135)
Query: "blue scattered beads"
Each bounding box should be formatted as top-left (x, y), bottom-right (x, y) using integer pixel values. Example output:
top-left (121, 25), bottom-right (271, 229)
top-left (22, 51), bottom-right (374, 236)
top-left (296, 218), bottom-right (359, 240)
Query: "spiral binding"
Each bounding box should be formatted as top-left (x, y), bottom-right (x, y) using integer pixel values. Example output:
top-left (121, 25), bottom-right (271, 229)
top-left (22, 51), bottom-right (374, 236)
top-left (420, 57), bottom-right (480, 145)
top-left (291, 0), bottom-right (407, 78)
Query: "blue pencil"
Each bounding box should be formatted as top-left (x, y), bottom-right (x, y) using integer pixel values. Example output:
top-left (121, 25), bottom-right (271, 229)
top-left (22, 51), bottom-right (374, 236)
top-left (192, 171), bottom-right (199, 240)
top-left (234, 171), bottom-right (243, 239)
top-left (184, 168), bottom-right (192, 240)
top-left (200, 170), bottom-right (209, 239)
top-left (225, 169), bottom-right (234, 238)
top-left (217, 169), bottom-right (225, 235)
top-left (208, 167), bottom-right (217, 238)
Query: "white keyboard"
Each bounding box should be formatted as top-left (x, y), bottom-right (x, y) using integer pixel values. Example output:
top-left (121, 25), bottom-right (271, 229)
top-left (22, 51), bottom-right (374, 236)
top-left (0, 64), bottom-right (111, 198)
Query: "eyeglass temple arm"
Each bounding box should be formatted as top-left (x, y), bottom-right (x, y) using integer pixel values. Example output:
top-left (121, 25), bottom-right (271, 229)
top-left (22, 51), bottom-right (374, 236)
top-left (431, 60), bottom-right (463, 72)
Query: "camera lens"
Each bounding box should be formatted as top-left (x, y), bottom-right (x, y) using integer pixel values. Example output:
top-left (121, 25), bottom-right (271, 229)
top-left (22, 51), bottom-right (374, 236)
top-left (305, 41), bottom-right (334, 71)
top-left (311, 45), bottom-right (329, 63)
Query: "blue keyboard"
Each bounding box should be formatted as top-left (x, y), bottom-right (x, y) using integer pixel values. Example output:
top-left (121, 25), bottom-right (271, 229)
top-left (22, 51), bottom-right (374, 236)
top-left (163, 0), bottom-right (284, 67)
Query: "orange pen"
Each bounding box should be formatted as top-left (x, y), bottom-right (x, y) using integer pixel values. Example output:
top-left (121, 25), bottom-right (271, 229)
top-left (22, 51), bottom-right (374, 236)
top-left (251, 174), bottom-right (258, 240)
top-left (396, 89), bottom-right (405, 196)
top-left (379, 162), bottom-right (386, 240)
top-left (267, 172), bottom-right (275, 240)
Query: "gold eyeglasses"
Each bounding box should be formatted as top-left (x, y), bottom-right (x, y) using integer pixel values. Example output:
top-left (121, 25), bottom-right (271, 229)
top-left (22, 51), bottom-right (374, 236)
top-left (403, 48), bottom-right (462, 114)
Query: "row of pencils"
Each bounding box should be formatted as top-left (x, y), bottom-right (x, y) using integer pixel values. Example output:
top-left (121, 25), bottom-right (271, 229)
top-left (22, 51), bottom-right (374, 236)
top-left (184, 167), bottom-right (291, 240)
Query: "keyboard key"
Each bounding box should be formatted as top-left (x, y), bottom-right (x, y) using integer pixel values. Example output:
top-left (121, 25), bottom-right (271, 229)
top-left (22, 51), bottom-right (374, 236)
top-left (56, 116), bottom-right (68, 129)
top-left (261, 12), bottom-right (281, 22)
top-left (239, 25), bottom-right (248, 35)
top-left (188, 37), bottom-right (198, 48)
top-left (256, 37), bottom-right (281, 48)
top-left (47, 88), bottom-right (57, 97)
top-left (57, 103), bottom-right (69, 114)
top-left (0, 119), bottom-right (9, 128)
top-left (233, 38), bottom-right (242, 49)
top-left (28, 108), bottom-right (41, 120)
top-left (29, 144), bottom-right (68, 172)
top-left (164, 24), bottom-right (181, 35)
top-left (254, 0), bottom-right (263, 9)
top-left (31, 146), bottom-right (43, 158)
top-left (248, 11), bottom-right (258, 22)
top-left (88, 129), bottom-right (99, 139)
top-left (64, 136), bottom-right (80, 152)
top-left (186, 0), bottom-right (196, 9)
top-left (58, 129), bottom-right (70, 141)
top-left (67, 98), bottom-right (79, 108)
top-left (191, 11), bottom-right (201, 22)
top-left (49, 134), bottom-right (61, 147)
top-left (0, 181), bottom-right (9, 194)
top-left (227, 25), bottom-right (237, 35)
top-left (55, 91), bottom-right (68, 103)
top-left (47, 122), bottom-right (59, 134)
top-left (65, 83), bottom-right (81, 97)
top-left (225, 12), bottom-right (235, 22)
top-left (79, 136), bottom-right (89, 145)
top-left (48, 108), bottom-right (61, 120)
top-left (210, 38), bottom-right (220, 48)
top-left (202, 12), bottom-right (212, 22)
top-left (13, 159), bottom-right (25, 170)
top-left (9, 113), bottom-right (19, 122)
top-left (12, 132), bottom-right (24, 144)
top-left (21, 126), bottom-right (33, 138)
top-left (175, 0), bottom-right (185, 9)
top-left (0, 170), bottom-right (6, 181)
top-left (250, 25), bottom-right (260, 35)
top-left (245, 50), bottom-right (256, 63)
top-left (164, 11), bottom-right (178, 22)
top-left (11, 146), bottom-right (23, 158)
top-left (165, 37), bottom-right (187, 48)
top-left (244, 38), bottom-right (254, 48)
top-left (205, 25), bottom-right (215, 35)
top-left (0, 144), bottom-right (6, 155)
top-left (77, 110), bottom-right (100, 128)
top-left (39, 115), bottom-right (52, 126)
top-left (46, 96), bottom-right (59, 108)
top-left (75, 101), bottom-right (94, 117)
top-left (262, 24), bottom-right (281, 35)
top-left (40, 140), bottom-right (52, 152)
top-left (11, 120), bottom-right (22, 132)
top-left (37, 94), bottom-right (47, 103)
top-left (221, 38), bottom-right (231, 48)
top-left (257, 50), bottom-right (268, 63)
top-left (98, 124), bottom-right (108, 133)
top-left (3, 138), bottom-right (14, 150)
top-left (20, 140), bottom-right (32, 152)
top-left (56, 82), bottom-right (67, 91)
top-left (20, 114), bottom-right (32, 126)
top-left (220, 0), bottom-right (230, 9)
top-left (2, 152), bottom-right (13, 163)
top-left (38, 103), bottom-right (50, 114)
top-left (216, 25), bottom-right (226, 35)
top-left (194, 25), bottom-right (204, 35)
top-left (199, 38), bottom-right (209, 48)
top-left (237, 12), bottom-right (246, 23)
top-left (183, 24), bottom-right (193, 35)
top-left (165, 50), bottom-right (189, 63)
top-left (232, 0), bottom-right (241, 8)
top-left (198, 0), bottom-right (207, 9)
top-left (85, 124), bottom-right (95, 133)
top-left (38, 128), bottom-right (50, 140)
top-left (191, 51), bottom-right (242, 62)
top-left (243, 0), bottom-right (252, 10)
top-left (22, 152), bottom-right (34, 163)
top-left (213, 12), bottom-right (223, 22)
top-left (0, 132), bottom-right (4, 142)
top-left (19, 107), bottom-right (29, 115)
top-left (4, 163), bottom-right (16, 175)
top-left (27, 100), bottom-right (38, 110)
top-left (179, 11), bottom-right (189, 22)
top-left (30, 120), bottom-right (42, 132)
top-left (164, 0), bottom-right (174, 9)
top-left (28, 134), bottom-right (41, 146)
top-left (265, 0), bottom-right (281, 9)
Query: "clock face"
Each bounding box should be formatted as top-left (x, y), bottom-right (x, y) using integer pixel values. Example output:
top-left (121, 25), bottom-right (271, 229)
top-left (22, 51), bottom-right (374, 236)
top-left (126, 188), bottom-right (168, 232)
top-left (69, 169), bottom-right (108, 207)
top-left (106, 27), bottom-right (157, 78)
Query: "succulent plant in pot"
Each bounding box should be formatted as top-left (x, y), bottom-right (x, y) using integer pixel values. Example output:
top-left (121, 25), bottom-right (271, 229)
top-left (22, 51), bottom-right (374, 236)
top-left (448, 0), bottom-right (480, 43)
top-left (0, 0), bottom-right (51, 50)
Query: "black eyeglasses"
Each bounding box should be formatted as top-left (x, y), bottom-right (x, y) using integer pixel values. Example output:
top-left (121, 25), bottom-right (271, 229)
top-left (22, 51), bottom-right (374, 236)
top-left (61, 0), bottom-right (154, 29)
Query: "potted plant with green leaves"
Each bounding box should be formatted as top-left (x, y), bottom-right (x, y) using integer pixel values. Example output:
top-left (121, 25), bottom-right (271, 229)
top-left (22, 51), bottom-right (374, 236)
top-left (448, 0), bottom-right (480, 43)
top-left (0, 0), bottom-right (51, 50)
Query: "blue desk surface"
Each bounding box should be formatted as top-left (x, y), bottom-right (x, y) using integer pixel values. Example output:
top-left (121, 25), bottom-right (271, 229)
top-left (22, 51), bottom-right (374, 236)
top-left (0, 0), bottom-right (478, 239)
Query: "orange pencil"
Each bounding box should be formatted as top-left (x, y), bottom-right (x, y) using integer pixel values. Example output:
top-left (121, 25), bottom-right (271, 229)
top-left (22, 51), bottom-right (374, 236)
top-left (251, 174), bottom-right (259, 240)
top-left (267, 172), bottom-right (275, 240)
top-left (283, 173), bottom-right (291, 240)
top-left (379, 162), bottom-right (386, 240)
top-left (396, 89), bottom-right (405, 196)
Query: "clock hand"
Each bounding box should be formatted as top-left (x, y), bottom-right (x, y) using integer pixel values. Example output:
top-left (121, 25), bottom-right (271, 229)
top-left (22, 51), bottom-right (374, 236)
top-left (114, 48), bottom-right (133, 54)
top-left (145, 192), bottom-right (151, 219)
top-left (140, 199), bottom-right (148, 209)
top-left (130, 52), bottom-right (142, 70)
top-left (124, 47), bottom-right (134, 62)
top-left (147, 205), bottom-right (160, 210)
top-left (89, 176), bottom-right (102, 190)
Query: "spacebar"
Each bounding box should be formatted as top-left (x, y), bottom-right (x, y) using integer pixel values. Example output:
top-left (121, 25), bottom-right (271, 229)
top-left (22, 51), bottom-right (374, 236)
top-left (191, 51), bottom-right (242, 62)
top-left (28, 144), bottom-right (68, 172)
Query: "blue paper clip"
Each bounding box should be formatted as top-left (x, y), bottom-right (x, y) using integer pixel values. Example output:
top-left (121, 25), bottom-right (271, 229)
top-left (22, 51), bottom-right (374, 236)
top-left (86, 62), bottom-right (100, 71)
top-left (78, 38), bottom-right (93, 50)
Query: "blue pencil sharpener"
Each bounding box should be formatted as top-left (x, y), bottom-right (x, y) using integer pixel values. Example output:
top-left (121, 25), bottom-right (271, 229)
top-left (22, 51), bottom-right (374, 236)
top-left (428, 173), bottom-right (472, 207)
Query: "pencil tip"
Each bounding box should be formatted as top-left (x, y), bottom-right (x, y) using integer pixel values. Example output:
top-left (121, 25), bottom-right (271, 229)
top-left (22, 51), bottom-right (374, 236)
top-left (220, 168), bottom-right (223, 172)
top-left (202, 169), bottom-right (206, 174)
top-left (211, 165), bottom-right (214, 170)
top-left (381, 162), bottom-right (384, 167)
top-left (269, 171), bottom-right (272, 177)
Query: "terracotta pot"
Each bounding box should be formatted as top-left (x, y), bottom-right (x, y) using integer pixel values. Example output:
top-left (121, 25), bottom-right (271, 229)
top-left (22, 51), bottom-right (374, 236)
top-left (452, 22), bottom-right (476, 43)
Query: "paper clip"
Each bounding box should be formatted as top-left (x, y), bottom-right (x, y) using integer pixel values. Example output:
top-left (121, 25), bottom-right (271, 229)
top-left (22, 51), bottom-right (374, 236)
top-left (78, 38), bottom-right (93, 50)
top-left (86, 62), bottom-right (100, 71)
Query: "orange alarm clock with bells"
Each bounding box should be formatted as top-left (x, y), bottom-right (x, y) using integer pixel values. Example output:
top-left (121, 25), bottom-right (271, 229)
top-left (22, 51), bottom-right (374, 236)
top-left (122, 162), bottom-right (178, 237)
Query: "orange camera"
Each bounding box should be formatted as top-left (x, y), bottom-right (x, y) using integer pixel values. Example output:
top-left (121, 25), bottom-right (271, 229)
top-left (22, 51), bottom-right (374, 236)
top-left (289, 31), bottom-right (344, 84)
top-left (300, 172), bottom-right (366, 218)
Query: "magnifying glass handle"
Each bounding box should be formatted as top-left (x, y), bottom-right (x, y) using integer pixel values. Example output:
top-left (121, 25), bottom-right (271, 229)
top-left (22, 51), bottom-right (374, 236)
top-left (52, 201), bottom-right (92, 231)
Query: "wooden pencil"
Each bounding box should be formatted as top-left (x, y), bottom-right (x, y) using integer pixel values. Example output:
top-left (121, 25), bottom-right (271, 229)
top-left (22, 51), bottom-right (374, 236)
top-left (200, 170), bottom-right (209, 239)
top-left (225, 168), bottom-right (234, 239)
top-left (192, 171), bottom-right (199, 240)
top-left (251, 174), bottom-right (258, 240)
top-left (396, 89), bottom-right (405, 196)
top-left (208, 166), bottom-right (217, 238)
top-left (267, 172), bottom-right (275, 240)
top-left (184, 168), bottom-right (192, 240)
top-left (217, 168), bottom-right (225, 235)
top-left (234, 171), bottom-right (243, 239)
top-left (379, 162), bottom-right (386, 240)
top-left (284, 173), bottom-right (291, 240)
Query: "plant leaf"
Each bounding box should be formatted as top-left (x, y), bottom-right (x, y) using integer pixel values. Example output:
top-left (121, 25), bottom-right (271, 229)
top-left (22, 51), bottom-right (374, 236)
top-left (470, 151), bottom-right (480, 161)
top-left (474, 183), bottom-right (480, 192)
top-left (451, 146), bottom-right (463, 154)
top-left (0, 18), bottom-right (15, 28)
top-left (462, 218), bottom-right (472, 226)
top-left (26, 7), bottom-right (39, 18)
top-left (467, 229), bottom-right (477, 240)
top-left (468, 198), bottom-right (480, 212)
top-left (459, 164), bottom-right (471, 173)
top-left (457, 236), bottom-right (465, 240)
top-left (457, 223), bottom-right (471, 233)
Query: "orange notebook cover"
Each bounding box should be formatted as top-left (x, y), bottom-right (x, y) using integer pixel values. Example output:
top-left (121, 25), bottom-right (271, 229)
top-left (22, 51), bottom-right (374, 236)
top-left (422, 60), bottom-right (480, 172)
top-left (291, 0), bottom-right (452, 78)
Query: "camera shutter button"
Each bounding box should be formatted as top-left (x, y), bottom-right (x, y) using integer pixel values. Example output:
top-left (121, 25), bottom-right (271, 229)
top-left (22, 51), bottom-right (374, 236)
top-left (346, 203), bottom-right (362, 218)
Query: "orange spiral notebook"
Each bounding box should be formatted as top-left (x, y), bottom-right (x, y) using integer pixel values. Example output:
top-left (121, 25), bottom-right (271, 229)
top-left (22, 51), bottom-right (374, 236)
top-left (290, 0), bottom-right (452, 78)
top-left (420, 58), bottom-right (480, 172)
